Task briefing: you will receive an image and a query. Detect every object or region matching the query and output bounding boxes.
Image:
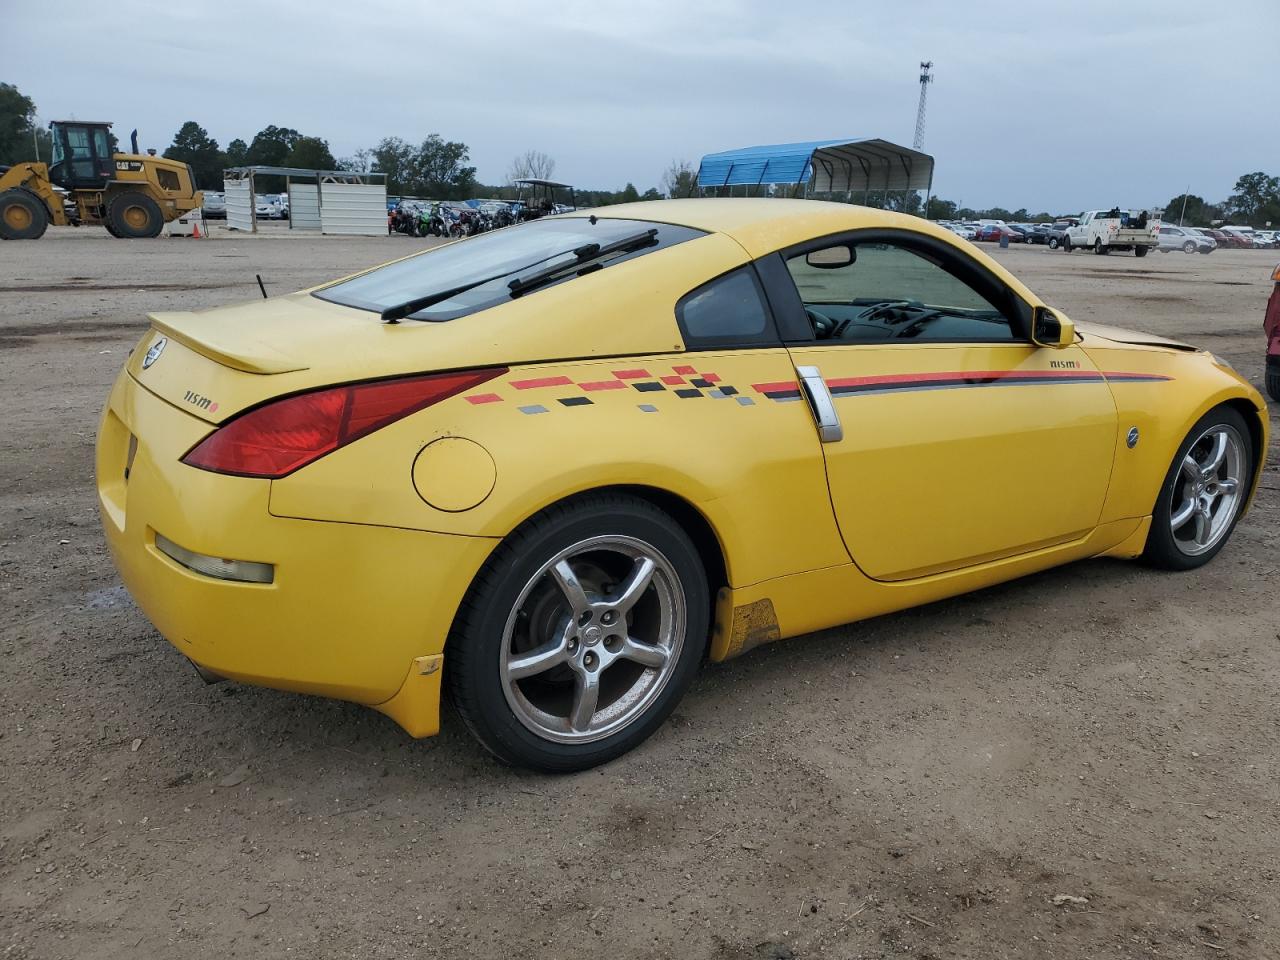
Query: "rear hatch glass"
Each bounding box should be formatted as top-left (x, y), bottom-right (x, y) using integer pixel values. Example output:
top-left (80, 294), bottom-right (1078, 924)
top-left (313, 217), bottom-right (704, 322)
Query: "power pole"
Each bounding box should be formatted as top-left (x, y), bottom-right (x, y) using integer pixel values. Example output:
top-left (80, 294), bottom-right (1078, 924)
top-left (914, 61), bottom-right (933, 151)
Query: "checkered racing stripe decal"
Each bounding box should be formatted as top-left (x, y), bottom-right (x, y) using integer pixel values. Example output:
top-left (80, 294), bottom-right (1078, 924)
top-left (472, 364), bottom-right (742, 412)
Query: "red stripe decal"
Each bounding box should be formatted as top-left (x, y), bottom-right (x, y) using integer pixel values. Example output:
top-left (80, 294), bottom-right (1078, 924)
top-left (612, 368), bottom-right (650, 380)
top-left (466, 393), bottom-right (503, 404)
top-left (753, 380), bottom-right (797, 393)
top-left (824, 369), bottom-right (1104, 389)
top-left (661, 375), bottom-right (685, 385)
top-left (700, 373), bottom-right (722, 383)
top-left (511, 375), bottom-right (573, 390)
top-left (1102, 371), bottom-right (1173, 381)
top-left (580, 380), bottom-right (627, 391)
top-left (673, 364), bottom-right (698, 375)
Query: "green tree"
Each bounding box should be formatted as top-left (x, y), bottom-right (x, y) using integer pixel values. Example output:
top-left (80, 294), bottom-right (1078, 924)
top-left (406, 134), bottom-right (476, 199)
top-left (163, 121), bottom-right (223, 189)
top-left (245, 125), bottom-right (302, 167)
top-left (370, 136), bottom-right (415, 194)
top-left (924, 196), bottom-right (957, 220)
top-left (619, 182), bottom-right (640, 202)
top-left (338, 148), bottom-right (373, 174)
top-left (224, 138), bottom-right (249, 168)
top-left (662, 159), bottom-right (698, 198)
top-left (1163, 193), bottom-right (1220, 226)
top-left (0, 81), bottom-right (51, 166)
top-left (640, 187), bottom-right (662, 201)
top-left (285, 135), bottom-right (336, 171)
top-left (1224, 172), bottom-right (1279, 225)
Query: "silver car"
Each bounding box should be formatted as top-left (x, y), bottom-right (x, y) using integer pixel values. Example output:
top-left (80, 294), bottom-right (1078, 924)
top-left (1157, 224), bottom-right (1215, 254)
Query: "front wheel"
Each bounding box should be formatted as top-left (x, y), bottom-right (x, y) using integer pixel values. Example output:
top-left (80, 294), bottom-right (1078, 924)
top-left (447, 494), bottom-right (710, 772)
top-left (1048, 237), bottom-right (1060, 250)
top-left (1183, 241), bottom-right (1196, 254)
top-left (107, 192), bottom-right (163, 238)
top-left (1143, 406), bottom-right (1254, 570)
top-left (1266, 366), bottom-right (1280, 403)
top-left (0, 188), bottom-right (50, 240)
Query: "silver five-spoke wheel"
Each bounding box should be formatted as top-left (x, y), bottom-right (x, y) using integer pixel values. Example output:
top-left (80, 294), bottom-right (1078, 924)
top-left (500, 535), bottom-right (685, 744)
top-left (1168, 423), bottom-right (1245, 557)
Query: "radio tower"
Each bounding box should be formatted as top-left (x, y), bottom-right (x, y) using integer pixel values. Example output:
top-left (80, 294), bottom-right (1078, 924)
top-left (913, 61), bottom-right (933, 150)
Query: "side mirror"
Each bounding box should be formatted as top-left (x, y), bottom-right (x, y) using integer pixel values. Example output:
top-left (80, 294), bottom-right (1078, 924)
top-left (806, 244), bottom-right (855, 269)
top-left (1032, 306), bottom-right (1075, 349)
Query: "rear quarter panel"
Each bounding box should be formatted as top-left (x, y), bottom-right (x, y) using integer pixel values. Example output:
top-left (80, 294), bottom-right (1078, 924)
top-left (267, 349), bottom-right (852, 588)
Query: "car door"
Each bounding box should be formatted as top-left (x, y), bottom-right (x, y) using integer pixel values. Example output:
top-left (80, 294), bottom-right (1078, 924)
top-left (757, 231), bottom-right (1119, 582)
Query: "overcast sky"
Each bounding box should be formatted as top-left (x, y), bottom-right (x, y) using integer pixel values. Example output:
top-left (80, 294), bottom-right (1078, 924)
top-left (9, 1), bottom-right (1279, 211)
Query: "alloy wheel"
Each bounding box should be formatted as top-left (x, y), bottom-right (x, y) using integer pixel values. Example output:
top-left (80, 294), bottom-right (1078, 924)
top-left (499, 535), bottom-right (684, 744)
top-left (1169, 424), bottom-right (1245, 557)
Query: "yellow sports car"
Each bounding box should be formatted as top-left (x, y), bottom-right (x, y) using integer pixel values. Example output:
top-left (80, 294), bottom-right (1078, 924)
top-left (96, 199), bottom-right (1268, 771)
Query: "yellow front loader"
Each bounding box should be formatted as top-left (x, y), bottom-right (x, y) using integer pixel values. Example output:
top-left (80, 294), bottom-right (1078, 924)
top-left (0, 121), bottom-right (202, 239)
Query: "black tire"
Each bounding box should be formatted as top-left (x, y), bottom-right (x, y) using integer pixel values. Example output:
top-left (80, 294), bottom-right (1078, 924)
top-left (1047, 237), bottom-right (1060, 250)
top-left (1134, 245), bottom-right (1149, 257)
top-left (1142, 405), bottom-right (1254, 571)
top-left (104, 221), bottom-right (121, 238)
top-left (106, 191), bottom-right (164, 239)
top-left (1093, 239), bottom-right (1108, 255)
top-left (1062, 237), bottom-right (1072, 252)
top-left (1266, 366), bottom-right (1280, 403)
top-left (1182, 241), bottom-right (1196, 254)
top-left (447, 493), bottom-right (711, 772)
top-left (0, 188), bottom-right (50, 240)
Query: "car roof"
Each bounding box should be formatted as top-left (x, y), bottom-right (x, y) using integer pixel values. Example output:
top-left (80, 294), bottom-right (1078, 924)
top-left (560, 198), bottom-right (956, 258)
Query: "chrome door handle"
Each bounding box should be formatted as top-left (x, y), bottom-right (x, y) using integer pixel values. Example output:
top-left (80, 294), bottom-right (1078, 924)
top-left (795, 365), bottom-right (843, 443)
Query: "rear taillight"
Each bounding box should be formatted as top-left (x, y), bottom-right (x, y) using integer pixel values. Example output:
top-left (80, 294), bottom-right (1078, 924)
top-left (182, 368), bottom-right (506, 478)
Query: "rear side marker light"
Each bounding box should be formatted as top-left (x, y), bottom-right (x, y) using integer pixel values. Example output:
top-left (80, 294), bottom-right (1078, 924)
top-left (182, 367), bottom-right (507, 479)
top-left (155, 532), bottom-right (275, 584)
top-left (1272, 263), bottom-right (1280, 282)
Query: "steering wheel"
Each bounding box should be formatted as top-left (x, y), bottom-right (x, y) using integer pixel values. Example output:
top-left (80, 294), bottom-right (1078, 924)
top-left (805, 307), bottom-right (836, 339)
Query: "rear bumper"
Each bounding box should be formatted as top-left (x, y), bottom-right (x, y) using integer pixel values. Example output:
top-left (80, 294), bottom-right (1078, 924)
top-left (96, 367), bottom-right (496, 730)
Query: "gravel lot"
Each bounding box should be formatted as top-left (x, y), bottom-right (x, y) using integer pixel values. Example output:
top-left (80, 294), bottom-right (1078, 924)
top-left (2, 224), bottom-right (1277, 959)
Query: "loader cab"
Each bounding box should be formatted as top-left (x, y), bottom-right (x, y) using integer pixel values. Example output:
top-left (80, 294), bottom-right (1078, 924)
top-left (48, 121), bottom-right (115, 190)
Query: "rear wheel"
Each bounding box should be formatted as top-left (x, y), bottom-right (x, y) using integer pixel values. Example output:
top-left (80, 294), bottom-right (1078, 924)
top-left (1266, 366), bottom-right (1280, 403)
top-left (1134, 245), bottom-right (1149, 257)
top-left (106, 192), bottom-right (163, 238)
top-left (0, 188), bottom-right (49, 240)
top-left (447, 494), bottom-right (710, 772)
top-left (1143, 406), bottom-right (1254, 570)
top-left (1093, 239), bottom-right (1109, 255)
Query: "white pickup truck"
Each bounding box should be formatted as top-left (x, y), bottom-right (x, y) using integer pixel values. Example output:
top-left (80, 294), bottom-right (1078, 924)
top-left (1064, 209), bottom-right (1160, 257)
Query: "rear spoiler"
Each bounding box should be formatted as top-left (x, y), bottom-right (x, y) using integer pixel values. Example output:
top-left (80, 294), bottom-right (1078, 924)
top-left (148, 311), bottom-right (308, 375)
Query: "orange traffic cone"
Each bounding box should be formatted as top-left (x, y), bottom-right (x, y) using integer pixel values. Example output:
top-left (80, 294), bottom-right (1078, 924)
top-left (191, 220), bottom-right (201, 239)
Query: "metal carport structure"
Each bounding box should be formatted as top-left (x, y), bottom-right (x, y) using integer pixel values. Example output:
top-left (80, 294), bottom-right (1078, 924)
top-left (695, 138), bottom-right (934, 207)
top-left (222, 166), bottom-right (388, 235)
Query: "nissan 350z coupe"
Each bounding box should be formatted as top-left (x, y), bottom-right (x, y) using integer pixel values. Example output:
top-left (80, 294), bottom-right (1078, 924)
top-left (96, 199), bottom-right (1268, 771)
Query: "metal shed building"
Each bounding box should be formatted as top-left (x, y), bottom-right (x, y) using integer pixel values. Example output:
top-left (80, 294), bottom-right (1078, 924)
top-left (222, 166), bottom-right (388, 236)
top-left (696, 138), bottom-right (934, 205)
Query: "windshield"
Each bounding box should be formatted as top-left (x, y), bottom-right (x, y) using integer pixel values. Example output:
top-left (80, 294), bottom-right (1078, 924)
top-left (315, 217), bottom-right (705, 321)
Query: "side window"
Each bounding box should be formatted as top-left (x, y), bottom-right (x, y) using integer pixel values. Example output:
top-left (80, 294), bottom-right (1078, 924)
top-left (783, 240), bottom-right (1017, 344)
top-left (676, 266), bottom-right (775, 348)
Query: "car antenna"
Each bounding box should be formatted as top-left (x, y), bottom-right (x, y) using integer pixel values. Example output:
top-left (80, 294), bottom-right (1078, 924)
top-left (589, 214), bottom-right (597, 225)
top-left (256, 274), bottom-right (267, 299)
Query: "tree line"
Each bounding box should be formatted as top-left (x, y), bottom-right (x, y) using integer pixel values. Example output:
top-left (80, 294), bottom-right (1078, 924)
top-left (5, 80), bottom-right (1274, 223)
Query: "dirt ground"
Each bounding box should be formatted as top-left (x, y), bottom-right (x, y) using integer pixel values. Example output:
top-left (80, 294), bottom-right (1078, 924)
top-left (2, 224), bottom-right (1277, 960)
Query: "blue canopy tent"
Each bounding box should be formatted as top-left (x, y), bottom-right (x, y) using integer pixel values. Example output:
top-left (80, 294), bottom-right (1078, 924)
top-left (696, 138), bottom-right (934, 207)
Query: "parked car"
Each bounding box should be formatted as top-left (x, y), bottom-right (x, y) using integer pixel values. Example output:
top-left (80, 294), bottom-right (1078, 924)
top-left (95, 199), bottom-right (1268, 771)
top-left (1157, 224), bottom-right (1216, 254)
top-left (1044, 223), bottom-right (1073, 250)
top-left (1064, 209), bottom-right (1158, 256)
top-left (201, 191), bottom-right (227, 220)
top-left (1220, 226), bottom-right (1257, 248)
top-left (1254, 231), bottom-right (1277, 249)
top-left (945, 223), bottom-right (977, 240)
top-left (255, 196), bottom-right (283, 220)
top-left (975, 223), bottom-right (1024, 243)
top-left (1267, 262), bottom-right (1280, 401)
top-left (1191, 228), bottom-right (1240, 249)
top-left (1020, 224), bottom-right (1055, 245)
